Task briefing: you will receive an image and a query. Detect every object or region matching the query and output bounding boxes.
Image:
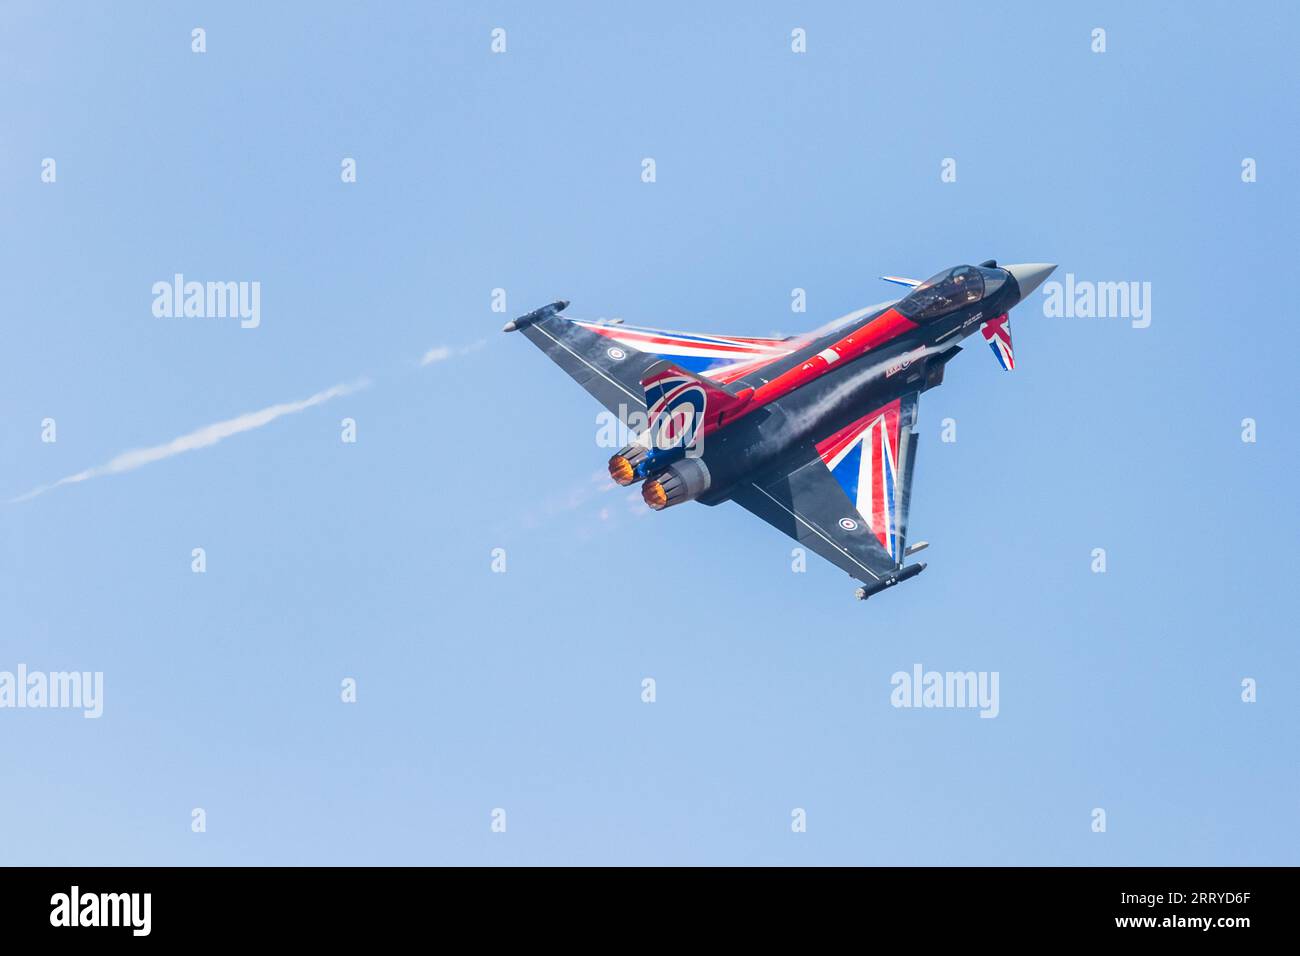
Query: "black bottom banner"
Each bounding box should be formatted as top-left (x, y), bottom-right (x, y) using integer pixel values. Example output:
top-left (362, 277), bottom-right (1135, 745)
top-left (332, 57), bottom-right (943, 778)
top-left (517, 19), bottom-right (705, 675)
top-left (0, 865), bottom-right (1286, 942)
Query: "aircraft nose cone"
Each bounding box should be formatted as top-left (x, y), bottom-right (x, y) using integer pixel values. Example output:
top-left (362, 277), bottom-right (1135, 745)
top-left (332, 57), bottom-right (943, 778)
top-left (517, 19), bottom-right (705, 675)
top-left (1004, 263), bottom-right (1057, 303)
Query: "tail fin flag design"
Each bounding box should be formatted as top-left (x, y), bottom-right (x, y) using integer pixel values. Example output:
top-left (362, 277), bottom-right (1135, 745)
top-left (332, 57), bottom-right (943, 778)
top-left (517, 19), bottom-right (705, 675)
top-left (641, 362), bottom-right (752, 452)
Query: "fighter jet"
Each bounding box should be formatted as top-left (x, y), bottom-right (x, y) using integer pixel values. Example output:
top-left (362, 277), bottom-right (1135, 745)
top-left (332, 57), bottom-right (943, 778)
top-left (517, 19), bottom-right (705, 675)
top-left (504, 261), bottom-right (1056, 600)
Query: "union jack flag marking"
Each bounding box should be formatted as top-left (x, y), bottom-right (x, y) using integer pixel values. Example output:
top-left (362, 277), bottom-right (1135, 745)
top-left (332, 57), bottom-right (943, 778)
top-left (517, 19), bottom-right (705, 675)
top-left (815, 399), bottom-right (904, 560)
top-left (643, 371), bottom-right (706, 451)
top-left (980, 314), bottom-right (1014, 371)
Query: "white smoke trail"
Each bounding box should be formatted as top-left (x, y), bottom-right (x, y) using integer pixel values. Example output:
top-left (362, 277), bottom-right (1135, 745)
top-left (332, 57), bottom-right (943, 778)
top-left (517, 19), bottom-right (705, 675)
top-left (10, 379), bottom-right (369, 503)
top-left (421, 339), bottom-right (486, 366)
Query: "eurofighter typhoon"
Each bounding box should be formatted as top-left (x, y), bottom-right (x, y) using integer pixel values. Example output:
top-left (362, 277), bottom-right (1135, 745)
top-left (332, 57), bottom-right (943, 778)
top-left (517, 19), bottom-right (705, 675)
top-left (505, 262), bottom-right (1056, 601)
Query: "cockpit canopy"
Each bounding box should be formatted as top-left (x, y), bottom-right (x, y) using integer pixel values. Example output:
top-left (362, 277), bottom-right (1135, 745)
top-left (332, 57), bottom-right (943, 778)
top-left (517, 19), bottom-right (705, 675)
top-left (896, 265), bottom-right (1004, 322)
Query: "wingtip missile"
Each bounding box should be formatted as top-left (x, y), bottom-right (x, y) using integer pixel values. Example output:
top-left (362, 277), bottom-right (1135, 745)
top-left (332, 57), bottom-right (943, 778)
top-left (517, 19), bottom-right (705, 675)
top-left (854, 562), bottom-right (926, 601)
top-left (502, 299), bottom-right (570, 333)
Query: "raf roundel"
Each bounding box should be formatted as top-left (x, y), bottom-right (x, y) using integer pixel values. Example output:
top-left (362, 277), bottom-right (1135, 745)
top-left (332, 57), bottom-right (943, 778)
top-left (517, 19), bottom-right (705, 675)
top-left (650, 384), bottom-right (706, 451)
top-left (838, 517), bottom-right (859, 532)
top-left (606, 346), bottom-right (626, 361)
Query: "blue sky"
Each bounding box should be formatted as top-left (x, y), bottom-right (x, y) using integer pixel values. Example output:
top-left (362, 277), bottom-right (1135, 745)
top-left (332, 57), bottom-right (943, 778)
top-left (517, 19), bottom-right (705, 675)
top-left (1, 1), bottom-right (1295, 865)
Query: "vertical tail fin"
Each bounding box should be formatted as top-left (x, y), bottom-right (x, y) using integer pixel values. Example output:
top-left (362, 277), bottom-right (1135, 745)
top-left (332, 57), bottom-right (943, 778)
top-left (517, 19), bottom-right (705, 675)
top-left (640, 361), bottom-right (752, 452)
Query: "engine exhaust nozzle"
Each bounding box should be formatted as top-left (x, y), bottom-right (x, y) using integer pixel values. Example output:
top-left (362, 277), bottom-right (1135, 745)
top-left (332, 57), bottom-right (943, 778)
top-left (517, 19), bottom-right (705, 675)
top-left (641, 478), bottom-right (669, 510)
top-left (608, 454), bottom-right (636, 486)
top-left (640, 458), bottom-right (711, 511)
top-left (608, 442), bottom-right (651, 486)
